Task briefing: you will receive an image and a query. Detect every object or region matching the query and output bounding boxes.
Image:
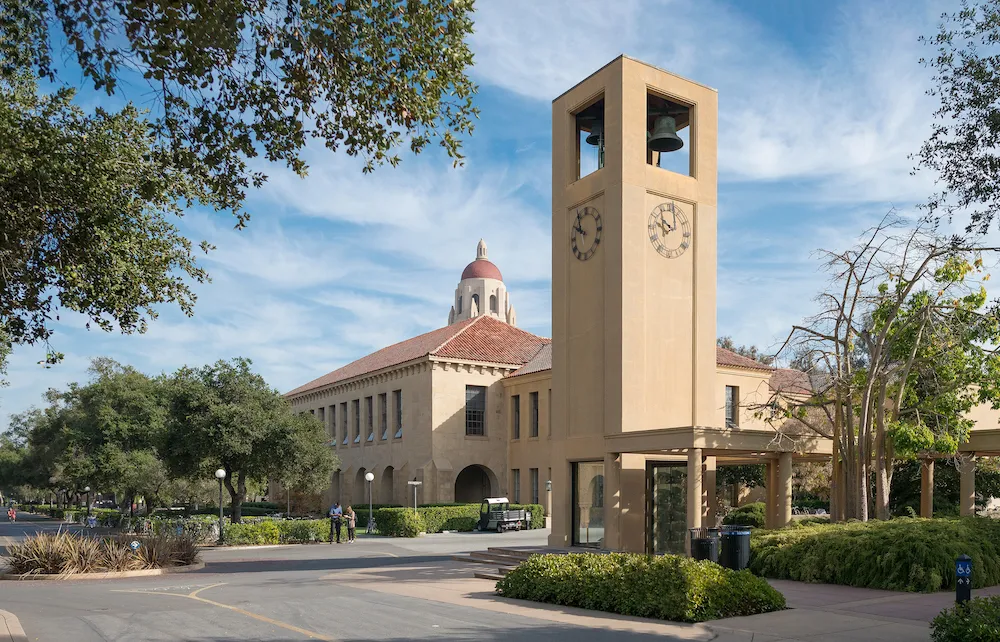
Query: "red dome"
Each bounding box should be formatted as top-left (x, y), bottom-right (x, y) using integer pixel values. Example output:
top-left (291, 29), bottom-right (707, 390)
top-left (462, 259), bottom-right (503, 281)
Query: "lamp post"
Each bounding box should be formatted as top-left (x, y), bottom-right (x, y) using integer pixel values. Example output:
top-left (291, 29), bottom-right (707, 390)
top-left (407, 480), bottom-right (422, 514)
top-left (84, 486), bottom-right (91, 517)
top-left (365, 471), bottom-right (375, 534)
top-left (215, 469), bottom-right (226, 545)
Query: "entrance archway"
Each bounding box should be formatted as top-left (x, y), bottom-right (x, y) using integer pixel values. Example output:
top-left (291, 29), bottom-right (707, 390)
top-left (454, 464), bottom-right (496, 503)
top-left (354, 468), bottom-right (369, 506)
top-left (381, 467), bottom-right (394, 505)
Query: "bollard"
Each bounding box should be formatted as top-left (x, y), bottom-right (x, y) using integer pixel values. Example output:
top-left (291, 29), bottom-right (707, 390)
top-left (956, 554), bottom-right (972, 605)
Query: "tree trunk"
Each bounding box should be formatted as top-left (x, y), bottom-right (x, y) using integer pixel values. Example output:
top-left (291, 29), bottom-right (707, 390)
top-left (875, 379), bottom-right (891, 520)
top-left (224, 472), bottom-right (247, 523)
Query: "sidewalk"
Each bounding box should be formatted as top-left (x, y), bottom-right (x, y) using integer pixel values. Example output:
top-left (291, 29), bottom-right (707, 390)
top-left (0, 610), bottom-right (27, 642)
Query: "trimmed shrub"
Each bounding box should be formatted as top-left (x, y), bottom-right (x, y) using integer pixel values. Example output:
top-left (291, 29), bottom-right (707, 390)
top-left (750, 517), bottom-right (1000, 592)
top-left (372, 508), bottom-right (425, 537)
top-left (224, 520), bottom-right (281, 545)
top-left (931, 596), bottom-right (1000, 641)
top-left (419, 505), bottom-right (480, 532)
top-left (496, 552), bottom-right (785, 622)
top-left (723, 502), bottom-right (766, 528)
top-left (511, 504), bottom-right (545, 529)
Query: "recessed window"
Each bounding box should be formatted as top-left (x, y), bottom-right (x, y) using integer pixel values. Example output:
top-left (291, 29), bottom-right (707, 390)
top-left (490, 294), bottom-right (498, 313)
top-left (575, 96), bottom-right (605, 180)
top-left (465, 385), bottom-right (487, 436)
top-left (725, 386), bottom-right (739, 428)
top-left (529, 392), bottom-right (539, 438)
top-left (512, 469), bottom-right (521, 504)
top-left (353, 399), bottom-right (360, 443)
top-left (341, 402), bottom-right (348, 445)
top-left (328, 405), bottom-right (336, 444)
top-left (394, 389), bottom-right (403, 439)
top-left (646, 91), bottom-right (692, 177)
top-left (366, 396), bottom-right (374, 442)
top-left (511, 395), bottom-right (520, 440)
top-left (530, 468), bottom-right (539, 504)
top-left (379, 393), bottom-right (388, 440)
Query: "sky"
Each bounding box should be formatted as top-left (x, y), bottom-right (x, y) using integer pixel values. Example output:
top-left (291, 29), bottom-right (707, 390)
top-left (0, 0), bottom-right (965, 425)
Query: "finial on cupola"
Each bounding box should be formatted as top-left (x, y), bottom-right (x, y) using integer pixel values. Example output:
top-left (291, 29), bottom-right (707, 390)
top-left (477, 238), bottom-right (488, 260)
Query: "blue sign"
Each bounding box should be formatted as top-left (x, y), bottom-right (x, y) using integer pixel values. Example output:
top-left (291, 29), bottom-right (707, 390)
top-left (957, 561), bottom-right (972, 577)
top-left (86, 516), bottom-right (97, 528)
top-left (129, 540), bottom-right (141, 551)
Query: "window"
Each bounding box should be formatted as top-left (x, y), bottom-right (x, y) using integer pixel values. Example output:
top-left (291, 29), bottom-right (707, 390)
top-left (646, 90), bottom-right (692, 177)
top-left (366, 396), bottom-right (374, 442)
top-left (575, 96), bottom-right (605, 180)
top-left (465, 385), bottom-right (487, 436)
top-left (341, 402), bottom-right (348, 445)
top-left (529, 392), bottom-right (539, 438)
top-left (530, 468), bottom-right (539, 504)
top-left (379, 393), bottom-right (388, 440)
top-left (512, 469), bottom-right (520, 503)
top-left (353, 399), bottom-right (360, 443)
top-left (328, 405), bottom-right (335, 443)
top-left (457, 295), bottom-right (463, 314)
top-left (471, 293), bottom-right (480, 314)
top-left (511, 395), bottom-right (520, 440)
top-left (393, 389), bottom-right (403, 438)
top-left (725, 386), bottom-right (739, 428)
top-left (310, 409), bottom-right (315, 415)
top-left (490, 294), bottom-right (498, 313)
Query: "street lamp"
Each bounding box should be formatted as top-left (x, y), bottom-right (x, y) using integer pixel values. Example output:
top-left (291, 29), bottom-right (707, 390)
top-left (365, 471), bottom-right (375, 534)
top-left (215, 469), bottom-right (226, 545)
top-left (84, 486), bottom-right (91, 517)
top-left (407, 480), bottom-right (422, 514)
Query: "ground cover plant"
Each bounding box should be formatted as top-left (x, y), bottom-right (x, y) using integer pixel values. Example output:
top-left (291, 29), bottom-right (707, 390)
top-left (931, 596), bottom-right (1000, 641)
top-left (496, 552), bottom-right (785, 622)
top-left (750, 517), bottom-right (1000, 592)
top-left (3, 531), bottom-right (200, 576)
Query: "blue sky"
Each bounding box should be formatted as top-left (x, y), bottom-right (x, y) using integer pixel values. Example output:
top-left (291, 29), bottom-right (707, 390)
top-left (1, 0), bottom-right (960, 425)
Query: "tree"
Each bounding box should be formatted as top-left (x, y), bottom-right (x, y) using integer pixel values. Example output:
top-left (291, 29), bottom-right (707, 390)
top-left (766, 215), bottom-right (1000, 521)
top-left (1, 73), bottom-right (208, 369)
top-left (163, 357), bottom-right (337, 522)
top-left (919, 0), bottom-right (1000, 233)
top-left (1, 0), bottom-right (477, 370)
top-left (717, 337), bottom-right (774, 366)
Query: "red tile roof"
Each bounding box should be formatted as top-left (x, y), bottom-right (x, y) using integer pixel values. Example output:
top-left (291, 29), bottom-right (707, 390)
top-left (769, 368), bottom-right (817, 396)
top-left (461, 259), bottom-right (503, 281)
top-left (287, 316), bottom-right (549, 396)
top-left (507, 343), bottom-right (552, 378)
top-left (715, 347), bottom-right (772, 371)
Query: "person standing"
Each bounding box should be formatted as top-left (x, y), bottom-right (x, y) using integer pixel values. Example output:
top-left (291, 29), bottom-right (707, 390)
top-left (345, 506), bottom-right (356, 543)
top-left (328, 502), bottom-right (343, 543)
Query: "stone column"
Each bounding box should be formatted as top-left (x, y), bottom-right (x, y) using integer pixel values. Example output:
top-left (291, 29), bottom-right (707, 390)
top-left (778, 452), bottom-right (793, 528)
top-left (703, 455), bottom-right (717, 527)
top-left (960, 455), bottom-right (976, 517)
top-left (920, 459), bottom-right (934, 519)
top-left (686, 449), bottom-right (703, 554)
top-left (765, 460), bottom-right (777, 529)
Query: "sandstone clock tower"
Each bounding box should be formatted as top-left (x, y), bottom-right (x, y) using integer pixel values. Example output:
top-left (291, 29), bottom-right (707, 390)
top-left (549, 56), bottom-right (718, 551)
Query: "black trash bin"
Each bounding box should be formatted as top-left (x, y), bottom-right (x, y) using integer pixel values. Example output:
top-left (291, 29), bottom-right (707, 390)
top-left (719, 525), bottom-right (751, 570)
top-left (688, 527), bottom-right (719, 563)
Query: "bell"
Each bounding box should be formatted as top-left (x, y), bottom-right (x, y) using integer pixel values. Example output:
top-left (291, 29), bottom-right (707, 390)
top-left (647, 115), bottom-right (683, 153)
top-left (585, 122), bottom-right (603, 146)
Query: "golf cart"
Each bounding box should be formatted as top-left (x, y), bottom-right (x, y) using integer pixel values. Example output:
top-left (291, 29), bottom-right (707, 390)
top-left (478, 497), bottom-right (529, 533)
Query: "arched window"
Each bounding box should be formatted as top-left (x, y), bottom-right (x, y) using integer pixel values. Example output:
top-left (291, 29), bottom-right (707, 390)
top-left (457, 295), bottom-right (463, 314)
top-left (489, 294), bottom-right (498, 313)
top-left (471, 293), bottom-right (480, 314)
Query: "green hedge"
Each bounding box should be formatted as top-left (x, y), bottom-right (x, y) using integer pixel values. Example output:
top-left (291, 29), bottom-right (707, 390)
top-left (931, 596), bottom-right (1000, 641)
top-left (353, 503), bottom-right (545, 534)
top-left (496, 553), bottom-right (785, 622)
top-left (750, 517), bottom-right (1000, 592)
top-left (723, 502), bottom-right (766, 528)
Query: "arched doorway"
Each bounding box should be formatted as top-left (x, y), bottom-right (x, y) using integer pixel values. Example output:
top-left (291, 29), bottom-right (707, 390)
top-left (454, 464), bottom-right (496, 503)
top-left (381, 467), bottom-right (394, 505)
top-left (354, 468), bottom-right (369, 506)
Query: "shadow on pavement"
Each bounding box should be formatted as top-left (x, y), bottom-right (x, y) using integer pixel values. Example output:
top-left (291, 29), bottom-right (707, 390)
top-left (194, 554), bottom-right (450, 575)
top-left (190, 625), bottom-right (677, 641)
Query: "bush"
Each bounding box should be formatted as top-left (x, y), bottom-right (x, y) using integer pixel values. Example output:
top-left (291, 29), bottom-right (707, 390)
top-left (750, 517), bottom-right (1000, 592)
top-left (4, 531), bottom-right (200, 575)
top-left (224, 519), bottom-right (282, 545)
top-left (419, 505), bottom-right (480, 532)
top-left (496, 552), bottom-right (785, 622)
top-left (372, 508), bottom-right (425, 537)
top-left (723, 502), bottom-right (766, 528)
top-left (931, 596), bottom-right (1000, 641)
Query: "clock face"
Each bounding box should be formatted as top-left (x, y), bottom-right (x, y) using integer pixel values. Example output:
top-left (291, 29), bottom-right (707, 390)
top-left (648, 201), bottom-right (691, 259)
top-left (571, 206), bottom-right (602, 261)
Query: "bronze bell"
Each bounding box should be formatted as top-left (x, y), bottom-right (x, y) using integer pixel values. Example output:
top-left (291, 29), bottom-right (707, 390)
top-left (647, 115), bottom-right (683, 153)
top-left (585, 122), bottom-right (603, 146)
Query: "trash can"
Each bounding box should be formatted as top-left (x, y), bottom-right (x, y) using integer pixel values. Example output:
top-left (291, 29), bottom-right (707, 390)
top-left (719, 525), bottom-right (751, 570)
top-left (688, 527), bottom-right (719, 563)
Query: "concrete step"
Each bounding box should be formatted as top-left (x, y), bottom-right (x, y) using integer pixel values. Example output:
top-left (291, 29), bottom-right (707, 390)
top-left (468, 551), bottom-right (524, 565)
top-left (449, 554), bottom-right (499, 565)
top-left (474, 571), bottom-right (505, 581)
top-left (497, 566), bottom-right (517, 576)
top-left (486, 547), bottom-right (536, 560)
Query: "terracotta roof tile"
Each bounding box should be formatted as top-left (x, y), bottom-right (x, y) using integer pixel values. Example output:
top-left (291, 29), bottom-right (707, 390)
top-left (507, 343), bottom-right (552, 378)
top-left (715, 347), bottom-right (773, 371)
top-left (286, 316), bottom-right (548, 397)
top-left (769, 368), bottom-right (814, 395)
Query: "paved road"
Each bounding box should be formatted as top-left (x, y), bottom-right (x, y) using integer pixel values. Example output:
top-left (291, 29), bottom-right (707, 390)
top-left (0, 517), bottom-right (709, 642)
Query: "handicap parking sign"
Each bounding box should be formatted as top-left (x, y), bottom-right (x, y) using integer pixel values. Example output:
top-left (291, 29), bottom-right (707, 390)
top-left (129, 540), bottom-right (141, 551)
top-left (957, 560), bottom-right (972, 577)
top-left (86, 516), bottom-right (97, 528)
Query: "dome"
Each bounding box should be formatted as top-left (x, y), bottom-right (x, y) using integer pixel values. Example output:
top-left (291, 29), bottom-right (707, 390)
top-left (462, 259), bottom-right (503, 281)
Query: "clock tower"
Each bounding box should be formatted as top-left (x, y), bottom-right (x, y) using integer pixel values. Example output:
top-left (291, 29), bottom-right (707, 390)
top-left (549, 56), bottom-right (718, 551)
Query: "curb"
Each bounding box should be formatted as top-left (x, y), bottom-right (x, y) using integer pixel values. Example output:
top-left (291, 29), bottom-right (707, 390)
top-left (0, 610), bottom-right (28, 642)
top-left (0, 561), bottom-right (205, 581)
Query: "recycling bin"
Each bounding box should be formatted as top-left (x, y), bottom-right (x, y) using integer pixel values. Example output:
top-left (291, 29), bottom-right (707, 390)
top-left (688, 527), bottom-right (719, 563)
top-left (720, 525), bottom-right (751, 570)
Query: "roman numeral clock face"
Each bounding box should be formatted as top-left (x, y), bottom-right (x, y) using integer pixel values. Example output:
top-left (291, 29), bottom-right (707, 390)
top-left (571, 206), bottom-right (602, 261)
top-left (648, 201), bottom-right (691, 259)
